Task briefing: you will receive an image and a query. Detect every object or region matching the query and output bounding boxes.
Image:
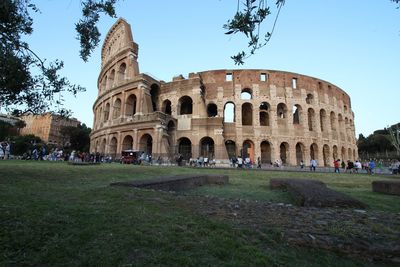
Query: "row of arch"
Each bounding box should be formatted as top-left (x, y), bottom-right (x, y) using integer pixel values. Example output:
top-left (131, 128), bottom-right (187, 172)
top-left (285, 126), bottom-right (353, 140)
top-left (99, 62), bottom-right (127, 92)
top-left (94, 132), bottom-right (357, 167)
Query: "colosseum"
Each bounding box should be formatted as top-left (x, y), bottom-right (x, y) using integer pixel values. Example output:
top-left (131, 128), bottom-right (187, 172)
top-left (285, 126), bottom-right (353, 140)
top-left (90, 18), bottom-right (358, 167)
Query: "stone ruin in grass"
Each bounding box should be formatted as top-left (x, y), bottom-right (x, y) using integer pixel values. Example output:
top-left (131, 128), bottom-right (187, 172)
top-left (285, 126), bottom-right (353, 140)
top-left (110, 174), bottom-right (229, 192)
top-left (270, 178), bottom-right (368, 208)
top-left (372, 180), bottom-right (400, 196)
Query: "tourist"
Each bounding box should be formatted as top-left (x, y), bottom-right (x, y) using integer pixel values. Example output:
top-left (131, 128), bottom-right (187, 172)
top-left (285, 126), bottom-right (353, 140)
top-left (369, 159), bottom-right (376, 175)
top-left (354, 160), bottom-right (362, 173)
top-left (237, 156), bottom-right (243, 168)
top-left (300, 160), bottom-right (305, 170)
top-left (257, 157), bottom-right (262, 169)
top-left (341, 160), bottom-right (346, 170)
top-left (310, 158), bottom-right (317, 172)
top-left (333, 159), bottom-right (340, 173)
top-left (346, 160), bottom-right (354, 173)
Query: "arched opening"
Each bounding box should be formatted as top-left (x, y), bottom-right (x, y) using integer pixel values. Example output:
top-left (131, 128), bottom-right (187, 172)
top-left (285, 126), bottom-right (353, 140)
top-left (125, 94), bottom-right (137, 116)
top-left (102, 76), bottom-right (107, 91)
top-left (178, 96), bottom-right (193, 115)
top-left (200, 137), bottom-right (215, 159)
top-left (150, 84), bottom-right (159, 112)
top-left (260, 141), bottom-right (272, 164)
top-left (166, 120), bottom-right (176, 146)
top-left (162, 99), bottom-right (172, 115)
top-left (240, 88), bottom-right (252, 100)
top-left (338, 114), bottom-right (344, 140)
top-left (242, 103), bottom-right (253, 125)
top-left (207, 103), bottom-right (218, 117)
top-left (100, 139), bottom-right (106, 154)
top-left (308, 108), bottom-right (315, 131)
top-left (224, 102), bottom-right (235, 122)
top-left (225, 140), bottom-right (236, 159)
top-left (108, 69), bottom-right (115, 89)
top-left (306, 94), bottom-right (314, 104)
top-left (310, 143), bottom-right (318, 161)
top-left (103, 103), bottom-right (110, 122)
top-left (295, 143), bottom-right (305, 165)
top-left (344, 105), bottom-right (348, 112)
top-left (348, 148), bottom-right (353, 161)
top-left (320, 109), bottom-right (327, 132)
top-left (109, 137), bottom-right (117, 159)
top-left (113, 98), bottom-right (121, 119)
top-left (341, 146), bottom-right (346, 161)
top-left (139, 134), bottom-right (153, 155)
top-left (259, 102), bottom-right (270, 126)
top-left (277, 103), bottom-right (287, 119)
top-left (178, 137), bottom-right (192, 160)
top-left (333, 145), bottom-right (338, 160)
top-left (280, 142), bottom-right (289, 164)
top-left (323, 145), bottom-right (330, 167)
top-left (122, 135), bottom-right (133, 150)
top-left (293, 104), bottom-right (302, 124)
top-left (242, 140), bottom-right (254, 163)
top-left (118, 63), bottom-right (126, 83)
top-left (330, 112), bottom-right (336, 131)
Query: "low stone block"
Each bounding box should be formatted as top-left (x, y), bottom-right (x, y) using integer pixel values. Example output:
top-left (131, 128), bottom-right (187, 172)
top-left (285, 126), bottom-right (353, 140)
top-left (111, 174), bottom-right (229, 191)
top-left (372, 180), bottom-right (400, 196)
top-left (270, 178), bottom-right (368, 208)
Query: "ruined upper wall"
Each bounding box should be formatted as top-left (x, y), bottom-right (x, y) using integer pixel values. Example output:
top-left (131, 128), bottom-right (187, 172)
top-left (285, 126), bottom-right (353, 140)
top-left (100, 18), bottom-right (138, 67)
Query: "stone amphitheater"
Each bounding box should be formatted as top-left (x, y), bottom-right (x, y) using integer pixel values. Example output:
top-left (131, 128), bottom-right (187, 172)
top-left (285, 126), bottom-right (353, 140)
top-left (90, 18), bottom-right (358, 167)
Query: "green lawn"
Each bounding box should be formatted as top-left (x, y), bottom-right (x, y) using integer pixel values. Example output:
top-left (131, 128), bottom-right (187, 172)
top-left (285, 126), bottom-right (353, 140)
top-left (0, 161), bottom-right (398, 266)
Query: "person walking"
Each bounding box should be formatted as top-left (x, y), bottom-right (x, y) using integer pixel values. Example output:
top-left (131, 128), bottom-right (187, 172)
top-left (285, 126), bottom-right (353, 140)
top-left (334, 159), bottom-right (340, 173)
top-left (310, 158), bottom-right (317, 172)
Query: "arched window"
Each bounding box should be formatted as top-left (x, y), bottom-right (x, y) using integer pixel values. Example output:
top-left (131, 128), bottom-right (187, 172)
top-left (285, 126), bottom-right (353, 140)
top-left (118, 63), bottom-right (126, 83)
top-left (242, 103), bottom-right (253, 125)
top-left (306, 94), bottom-right (314, 104)
top-left (108, 69), bottom-right (115, 89)
top-left (207, 103), bottom-right (218, 117)
top-left (122, 135), bottom-right (133, 150)
top-left (150, 84), bottom-right (159, 112)
top-left (103, 103), bottom-right (110, 122)
top-left (293, 104), bottom-right (302, 124)
top-left (295, 143), bottom-right (305, 165)
top-left (277, 103), bottom-right (287, 119)
top-left (200, 137), bottom-right (215, 158)
top-left (308, 108), bottom-right (315, 131)
top-left (125, 94), bottom-right (137, 116)
top-left (323, 145), bottom-right (330, 167)
top-left (259, 102), bottom-right (270, 126)
top-left (310, 143), bottom-right (318, 161)
top-left (109, 137), bottom-right (117, 159)
top-left (102, 76), bottom-right (107, 91)
top-left (330, 112), bottom-right (336, 131)
top-left (178, 137), bottom-right (192, 160)
top-left (320, 109), bottom-right (327, 132)
top-left (224, 102), bottom-right (235, 122)
top-left (139, 134), bottom-right (153, 155)
top-left (240, 88), bottom-right (252, 100)
top-left (260, 141), bottom-right (272, 164)
top-left (113, 98), bottom-right (121, 119)
top-left (178, 96), bottom-right (193, 115)
top-left (162, 99), bottom-right (172, 115)
top-left (242, 140), bottom-right (254, 163)
top-left (225, 140), bottom-right (236, 159)
top-left (280, 142), bottom-right (289, 164)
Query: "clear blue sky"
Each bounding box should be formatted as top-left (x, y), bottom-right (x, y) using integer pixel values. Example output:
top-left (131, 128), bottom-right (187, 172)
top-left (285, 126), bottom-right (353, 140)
top-left (24, 0), bottom-right (399, 137)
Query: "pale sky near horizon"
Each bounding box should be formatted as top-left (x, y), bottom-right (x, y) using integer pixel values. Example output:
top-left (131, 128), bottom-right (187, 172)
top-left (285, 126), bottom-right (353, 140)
top-left (13, 0), bottom-right (400, 137)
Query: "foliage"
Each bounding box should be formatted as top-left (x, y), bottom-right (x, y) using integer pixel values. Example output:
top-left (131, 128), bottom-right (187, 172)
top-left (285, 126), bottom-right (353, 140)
top-left (387, 123), bottom-right (400, 155)
top-left (224, 0), bottom-right (285, 65)
top-left (9, 134), bottom-right (42, 155)
top-left (358, 123), bottom-right (400, 157)
top-left (75, 0), bottom-right (117, 62)
top-left (60, 123), bottom-right (91, 152)
top-left (0, 121), bottom-right (13, 140)
top-left (0, 0), bottom-right (119, 115)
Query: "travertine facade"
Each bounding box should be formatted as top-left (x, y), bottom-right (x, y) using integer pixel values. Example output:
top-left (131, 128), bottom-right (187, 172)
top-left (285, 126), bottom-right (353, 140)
top-left (20, 113), bottom-right (79, 145)
top-left (90, 18), bottom-right (358, 166)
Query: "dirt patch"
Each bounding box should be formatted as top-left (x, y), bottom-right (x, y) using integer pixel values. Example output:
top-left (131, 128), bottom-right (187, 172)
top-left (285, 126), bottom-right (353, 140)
top-left (270, 178), bottom-right (368, 208)
top-left (177, 195), bottom-right (400, 263)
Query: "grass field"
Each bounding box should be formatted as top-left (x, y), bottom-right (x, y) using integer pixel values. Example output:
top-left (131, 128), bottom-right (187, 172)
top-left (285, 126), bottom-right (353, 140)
top-left (0, 160), bottom-right (399, 266)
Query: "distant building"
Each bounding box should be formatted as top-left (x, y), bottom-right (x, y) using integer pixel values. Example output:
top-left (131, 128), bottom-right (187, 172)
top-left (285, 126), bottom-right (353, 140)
top-left (20, 113), bottom-right (79, 145)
